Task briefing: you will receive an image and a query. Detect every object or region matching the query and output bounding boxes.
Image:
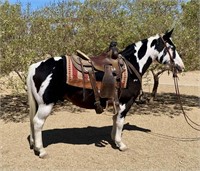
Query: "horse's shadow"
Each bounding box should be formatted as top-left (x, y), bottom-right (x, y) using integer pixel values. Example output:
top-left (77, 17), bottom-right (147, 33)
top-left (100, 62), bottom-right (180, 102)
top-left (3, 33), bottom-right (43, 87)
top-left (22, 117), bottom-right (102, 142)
top-left (29, 123), bottom-right (150, 149)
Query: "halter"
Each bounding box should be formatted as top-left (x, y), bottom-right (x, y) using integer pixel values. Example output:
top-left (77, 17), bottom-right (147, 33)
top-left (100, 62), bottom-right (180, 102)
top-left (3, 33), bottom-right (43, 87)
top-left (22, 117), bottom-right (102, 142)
top-left (159, 35), bottom-right (200, 131)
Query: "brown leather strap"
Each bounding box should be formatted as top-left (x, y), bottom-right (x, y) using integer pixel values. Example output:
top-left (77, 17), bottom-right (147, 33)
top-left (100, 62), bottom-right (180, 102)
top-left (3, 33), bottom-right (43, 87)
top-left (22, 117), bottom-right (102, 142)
top-left (120, 55), bottom-right (142, 84)
top-left (79, 57), bottom-right (86, 101)
top-left (119, 55), bottom-right (144, 100)
top-left (88, 70), bottom-right (99, 101)
top-left (88, 70), bottom-right (104, 114)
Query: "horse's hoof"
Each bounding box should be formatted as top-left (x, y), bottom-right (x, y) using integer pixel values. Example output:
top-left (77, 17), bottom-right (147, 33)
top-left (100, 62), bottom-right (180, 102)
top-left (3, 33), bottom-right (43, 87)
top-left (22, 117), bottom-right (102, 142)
top-left (119, 146), bottom-right (128, 151)
top-left (39, 152), bottom-right (48, 159)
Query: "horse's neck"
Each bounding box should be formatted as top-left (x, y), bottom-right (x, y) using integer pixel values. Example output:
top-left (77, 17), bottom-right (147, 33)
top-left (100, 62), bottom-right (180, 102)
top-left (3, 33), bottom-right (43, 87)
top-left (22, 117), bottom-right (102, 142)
top-left (122, 35), bottom-right (159, 76)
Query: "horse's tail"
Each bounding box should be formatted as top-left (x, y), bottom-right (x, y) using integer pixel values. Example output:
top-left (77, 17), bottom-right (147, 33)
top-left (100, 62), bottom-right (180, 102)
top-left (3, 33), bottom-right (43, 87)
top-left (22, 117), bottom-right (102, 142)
top-left (27, 65), bottom-right (37, 126)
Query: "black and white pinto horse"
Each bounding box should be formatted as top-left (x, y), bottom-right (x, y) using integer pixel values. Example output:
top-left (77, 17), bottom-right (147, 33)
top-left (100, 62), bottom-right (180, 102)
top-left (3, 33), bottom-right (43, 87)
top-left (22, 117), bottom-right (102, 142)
top-left (27, 29), bottom-right (184, 158)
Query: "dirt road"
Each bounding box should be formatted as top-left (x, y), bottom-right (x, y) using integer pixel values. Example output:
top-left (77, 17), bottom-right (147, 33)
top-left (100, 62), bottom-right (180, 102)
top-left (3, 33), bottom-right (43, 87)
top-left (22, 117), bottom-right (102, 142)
top-left (0, 71), bottom-right (200, 171)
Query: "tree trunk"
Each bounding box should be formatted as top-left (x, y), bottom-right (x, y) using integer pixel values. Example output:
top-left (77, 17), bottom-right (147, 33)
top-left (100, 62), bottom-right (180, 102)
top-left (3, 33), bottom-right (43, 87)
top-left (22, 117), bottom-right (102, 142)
top-left (150, 68), bottom-right (168, 102)
top-left (151, 72), bottom-right (159, 100)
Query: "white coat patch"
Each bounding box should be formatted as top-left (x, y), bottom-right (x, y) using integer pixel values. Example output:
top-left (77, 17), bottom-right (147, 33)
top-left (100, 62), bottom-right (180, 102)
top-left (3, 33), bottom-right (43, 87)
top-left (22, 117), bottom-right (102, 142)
top-left (38, 73), bottom-right (53, 97)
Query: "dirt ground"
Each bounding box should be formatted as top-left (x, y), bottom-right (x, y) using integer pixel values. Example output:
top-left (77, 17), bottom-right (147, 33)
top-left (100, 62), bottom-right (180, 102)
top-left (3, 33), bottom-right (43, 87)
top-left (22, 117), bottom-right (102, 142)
top-left (0, 71), bottom-right (200, 171)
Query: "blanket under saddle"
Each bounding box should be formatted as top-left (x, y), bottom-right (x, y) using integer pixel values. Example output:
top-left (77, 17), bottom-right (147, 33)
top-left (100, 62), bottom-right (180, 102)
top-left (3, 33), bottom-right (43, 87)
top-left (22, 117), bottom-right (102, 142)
top-left (66, 55), bottom-right (128, 89)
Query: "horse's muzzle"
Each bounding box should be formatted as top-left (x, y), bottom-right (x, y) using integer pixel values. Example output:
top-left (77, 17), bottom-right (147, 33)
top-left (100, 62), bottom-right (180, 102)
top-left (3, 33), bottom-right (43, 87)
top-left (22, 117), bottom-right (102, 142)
top-left (175, 64), bottom-right (184, 73)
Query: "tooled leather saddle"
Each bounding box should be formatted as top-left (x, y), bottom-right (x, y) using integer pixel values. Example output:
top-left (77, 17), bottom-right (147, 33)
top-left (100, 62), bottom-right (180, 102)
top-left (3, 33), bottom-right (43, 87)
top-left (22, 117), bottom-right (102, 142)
top-left (69, 41), bottom-right (125, 114)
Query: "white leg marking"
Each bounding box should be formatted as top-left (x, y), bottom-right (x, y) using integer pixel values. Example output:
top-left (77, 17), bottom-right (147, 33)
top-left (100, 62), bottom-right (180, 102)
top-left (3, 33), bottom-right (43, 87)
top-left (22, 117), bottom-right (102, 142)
top-left (111, 114), bottom-right (117, 141)
top-left (33, 103), bottom-right (53, 158)
top-left (112, 104), bottom-right (128, 151)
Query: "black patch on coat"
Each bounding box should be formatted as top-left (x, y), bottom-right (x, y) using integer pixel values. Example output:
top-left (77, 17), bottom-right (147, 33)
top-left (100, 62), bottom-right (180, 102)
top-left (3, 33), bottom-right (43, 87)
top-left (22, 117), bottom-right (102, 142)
top-left (138, 39), bottom-right (147, 60)
top-left (120, 44), bottom-right (136, 61)
top-left (171, 46), bottom-right (176, 59)
top-left (43, 56), bottom-right (66, 104)
top-left (120, 43), bottom-right (139, 73)
top-left (142, 57), bottom-right (152, 75)
top-left (33, 56), bottom-right (67, 104)
top-left (155, 37), bottom-right (164, 52)
top-left (33, 58), bottom-right (57, 93)
top-left (159, 55), bottom-right (164, 63)
top-left (151, 39), bottom-right (157, 47)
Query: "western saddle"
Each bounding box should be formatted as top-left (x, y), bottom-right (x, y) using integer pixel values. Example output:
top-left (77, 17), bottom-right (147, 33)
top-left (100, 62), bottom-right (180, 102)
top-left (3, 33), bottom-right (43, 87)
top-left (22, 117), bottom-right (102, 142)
top-left (69, 41), bottom-right (125, 114)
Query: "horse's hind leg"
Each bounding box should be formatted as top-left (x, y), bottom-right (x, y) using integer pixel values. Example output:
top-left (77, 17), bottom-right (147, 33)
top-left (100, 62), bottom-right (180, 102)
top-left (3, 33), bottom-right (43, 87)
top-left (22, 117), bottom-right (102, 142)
top-left (33, 103), bottom-right (53, 158)
top-left (29, 100), bottom-right (36, 149)
top-left (29, 119), bottom-right (35, 149)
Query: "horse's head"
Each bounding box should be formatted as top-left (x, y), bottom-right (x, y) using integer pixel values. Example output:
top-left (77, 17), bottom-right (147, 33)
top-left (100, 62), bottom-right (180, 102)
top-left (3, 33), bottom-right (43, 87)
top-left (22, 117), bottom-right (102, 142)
top-left (155, 29), bottom-right (185, 73)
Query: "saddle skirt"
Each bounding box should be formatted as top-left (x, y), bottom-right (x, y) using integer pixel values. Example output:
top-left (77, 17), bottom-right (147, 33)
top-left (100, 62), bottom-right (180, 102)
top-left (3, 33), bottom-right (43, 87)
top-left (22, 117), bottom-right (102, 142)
top-left (66, 55), bottom-right (128, 89)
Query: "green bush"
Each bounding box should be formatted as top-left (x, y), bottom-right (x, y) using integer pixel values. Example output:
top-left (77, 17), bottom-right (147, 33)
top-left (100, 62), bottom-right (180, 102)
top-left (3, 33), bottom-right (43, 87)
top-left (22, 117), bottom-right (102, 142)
top-left (0, 0), bottom-right (199, 89)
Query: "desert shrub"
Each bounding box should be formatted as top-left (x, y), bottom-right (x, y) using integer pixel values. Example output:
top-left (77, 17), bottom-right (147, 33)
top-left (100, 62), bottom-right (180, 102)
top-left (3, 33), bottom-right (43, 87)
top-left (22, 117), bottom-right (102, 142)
top-left (0, 0), bottom-right (199, 91)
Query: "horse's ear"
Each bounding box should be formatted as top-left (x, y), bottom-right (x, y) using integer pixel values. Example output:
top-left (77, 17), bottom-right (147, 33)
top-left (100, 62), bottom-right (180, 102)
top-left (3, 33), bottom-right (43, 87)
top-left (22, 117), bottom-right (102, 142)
top-left (163, 28), bottom-right (174, 40)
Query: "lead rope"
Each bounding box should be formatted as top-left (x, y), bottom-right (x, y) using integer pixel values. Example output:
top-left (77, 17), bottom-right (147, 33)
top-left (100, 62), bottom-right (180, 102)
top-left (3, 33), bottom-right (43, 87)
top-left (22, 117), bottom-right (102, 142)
top-left (159, 35), bottom-right (200, 131)
top-left (173, 76), bottom-right (200, 131)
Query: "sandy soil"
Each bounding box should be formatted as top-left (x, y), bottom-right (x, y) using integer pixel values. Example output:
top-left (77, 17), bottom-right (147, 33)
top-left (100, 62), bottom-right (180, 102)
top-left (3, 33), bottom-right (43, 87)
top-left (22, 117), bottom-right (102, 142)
top-left (0, 71), bottom-right (200, 171)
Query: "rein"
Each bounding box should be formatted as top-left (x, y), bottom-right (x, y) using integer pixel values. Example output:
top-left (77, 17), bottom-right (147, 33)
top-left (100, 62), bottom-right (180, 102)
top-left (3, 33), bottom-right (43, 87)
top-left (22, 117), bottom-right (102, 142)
top-left (160, 35), bottom-right (200, 131)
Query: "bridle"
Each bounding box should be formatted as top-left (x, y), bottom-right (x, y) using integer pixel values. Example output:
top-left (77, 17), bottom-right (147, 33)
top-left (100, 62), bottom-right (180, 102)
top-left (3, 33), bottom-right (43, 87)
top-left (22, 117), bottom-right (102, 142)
top-left (160, 35), bottom-right (200, 131)
top-left (159, 35), bottom-right (177, 77)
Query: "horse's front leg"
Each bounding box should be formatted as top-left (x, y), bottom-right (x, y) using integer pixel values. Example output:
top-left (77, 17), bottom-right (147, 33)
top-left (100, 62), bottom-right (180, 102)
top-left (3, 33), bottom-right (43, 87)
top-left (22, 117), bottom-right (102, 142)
top-left (111, 104), bottom-right (128, 151)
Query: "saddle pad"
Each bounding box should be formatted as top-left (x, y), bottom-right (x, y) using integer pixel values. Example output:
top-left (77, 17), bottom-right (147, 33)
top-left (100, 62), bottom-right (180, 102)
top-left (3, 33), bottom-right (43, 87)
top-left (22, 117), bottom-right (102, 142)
top-left (66, 55), bottom-right (128, 89)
